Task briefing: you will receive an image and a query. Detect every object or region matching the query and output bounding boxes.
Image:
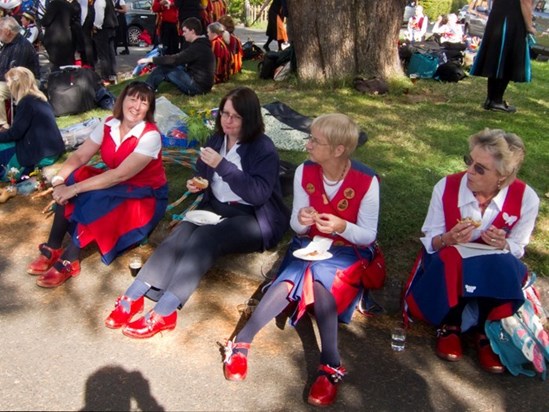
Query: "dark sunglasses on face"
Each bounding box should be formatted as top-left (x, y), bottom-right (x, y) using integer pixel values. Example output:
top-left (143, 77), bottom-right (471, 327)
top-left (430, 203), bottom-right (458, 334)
top-left (464, 154), bottom-right (488, 175)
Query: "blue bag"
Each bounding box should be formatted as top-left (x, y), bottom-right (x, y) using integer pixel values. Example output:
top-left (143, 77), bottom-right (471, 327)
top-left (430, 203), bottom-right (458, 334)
top-left (407, 53), bottom-right (439, 79)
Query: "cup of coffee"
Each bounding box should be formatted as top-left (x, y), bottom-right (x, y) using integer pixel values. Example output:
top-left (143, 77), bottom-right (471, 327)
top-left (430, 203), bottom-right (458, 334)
top-left (129, 254), bottom-right (143, 277)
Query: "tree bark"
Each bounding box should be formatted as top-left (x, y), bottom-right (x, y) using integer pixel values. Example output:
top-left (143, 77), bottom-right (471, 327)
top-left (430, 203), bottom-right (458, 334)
top-left (286, 0), bottom-right (405, 82)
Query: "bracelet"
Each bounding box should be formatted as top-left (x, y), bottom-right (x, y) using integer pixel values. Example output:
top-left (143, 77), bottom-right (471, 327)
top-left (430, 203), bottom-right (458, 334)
top-left (51, 175), bottom-right (65, 186)
top-left (439, 233), bottom-right (447, 249)
top-left (72, 184), bottom-right (78, 197)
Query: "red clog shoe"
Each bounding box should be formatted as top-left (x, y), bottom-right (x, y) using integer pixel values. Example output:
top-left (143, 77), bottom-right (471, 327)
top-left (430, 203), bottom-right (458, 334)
top-left (27, 243), bottom-right (64, 275)
top-left (223, 339), bottom-right (251, 381)
top-left (122, 310), bottom-right (177, 339)
top-left (105, 296), bottom-right (145, 329)
top-left (36, 260), bottom-right (80, 288)
top-left (307, 364), bottom-right (347, 407)
top-left (477, 334), bottom-right (505, 374)
top-left (435, 325), bottom-right (462, 362)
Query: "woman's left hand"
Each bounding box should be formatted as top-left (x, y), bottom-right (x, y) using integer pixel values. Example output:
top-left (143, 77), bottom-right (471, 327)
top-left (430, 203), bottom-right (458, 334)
top-left (314, 213), bottom-right (346, 235)
top-left (199, 147), bottom-right (222, 169)
top-left (52, 184), bottom-right (77, 205)
top-left (480, 225), bottom-right (508, 250)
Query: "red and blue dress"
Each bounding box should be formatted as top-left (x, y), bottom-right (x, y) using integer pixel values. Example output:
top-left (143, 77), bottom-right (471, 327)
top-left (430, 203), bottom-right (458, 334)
top-left (271, 160), bottom-right (379, 324)
top-left (404, 172), bottom-right (540, 328)
top-left (65, 117), bottom-right (168, 264)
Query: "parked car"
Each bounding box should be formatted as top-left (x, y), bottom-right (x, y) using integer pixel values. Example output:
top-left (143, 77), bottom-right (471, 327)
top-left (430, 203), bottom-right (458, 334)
top-left (463, 0), bottom-right (490, 37)
top-left (124, 0), bottom-right (157, 47)
top-left (533, 0), bottom-right (549, 58)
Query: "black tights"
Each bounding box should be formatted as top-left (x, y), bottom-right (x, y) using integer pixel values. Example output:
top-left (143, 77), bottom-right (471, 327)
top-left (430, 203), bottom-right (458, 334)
top-left (264, 37), bottom-right (283, 51)
top-left (487, 77), bottom-right (510, 104)
top-left (46, 205), bottom-right (79, 262)
top-left (236, 281), bottom-right (340, 367)
top-left (442, 298), bottom-right (502, 334)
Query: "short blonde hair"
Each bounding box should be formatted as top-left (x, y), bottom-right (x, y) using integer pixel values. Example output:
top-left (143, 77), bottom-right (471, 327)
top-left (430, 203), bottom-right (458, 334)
top-left (468, 128), bottom-right (526, 188)
top-left (311, 113), bottom-right (359, 157)
top-left (5, 67), bottom-right (47, 103)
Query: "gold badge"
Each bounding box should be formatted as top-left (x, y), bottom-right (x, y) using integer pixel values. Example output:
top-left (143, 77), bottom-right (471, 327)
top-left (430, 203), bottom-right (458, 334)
top-left (306, 183), bottom-right (315, 194)
top-left (333, 240), bottom-right (345, 246)
top-left (344, 188), bottom-right (355, 199)
top-left (322, 194), bottom-right (329, 205)
top-left (337, 199), bottom-right (348, 211)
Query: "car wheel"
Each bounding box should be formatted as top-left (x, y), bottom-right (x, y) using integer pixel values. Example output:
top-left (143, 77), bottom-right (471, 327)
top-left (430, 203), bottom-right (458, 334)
top-left (127, 25), bottom-right (143, 47)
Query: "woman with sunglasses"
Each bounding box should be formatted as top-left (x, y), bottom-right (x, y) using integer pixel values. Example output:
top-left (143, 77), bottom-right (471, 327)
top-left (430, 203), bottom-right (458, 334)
top-left (404, 129), bottom-right (540, 373)
top-left (27, 82), bottom-right (168, 288)
top-left (104, 87), bottom-right (289, 339)
top-left (222, 113), bottom-right (380, 407)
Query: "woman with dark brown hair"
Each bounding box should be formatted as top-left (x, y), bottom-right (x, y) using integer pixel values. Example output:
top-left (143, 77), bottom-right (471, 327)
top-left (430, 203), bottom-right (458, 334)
top-left (27, 82), bottom-right (168, 288)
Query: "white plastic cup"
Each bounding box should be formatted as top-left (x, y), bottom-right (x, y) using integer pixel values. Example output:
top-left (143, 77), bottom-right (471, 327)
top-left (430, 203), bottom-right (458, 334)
top-left (391, 323), bottom-right (406, 352)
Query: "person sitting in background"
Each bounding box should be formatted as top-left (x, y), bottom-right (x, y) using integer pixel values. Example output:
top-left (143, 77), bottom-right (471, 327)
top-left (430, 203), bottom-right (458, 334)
top-left (152, 0), bottom-right (179, 56)
top-left (0, 16), bottom-right (40, 131)
top-left (0, 67), bottom-right (65, 182)
top-left (218, 15), bottom-right (243, 75)
top-left (407, 5), bottom-right (429, 42)
top-left (432, 13), bottom-right (465, 48)
top-left (222, 113), bottom-right (380, 407)
top-left (104, 87), bottom-right (289, 340)
top-left (21, 12), bottom-right (40, 46)
top-left (207, 21), bottom-right (231, 84)
top-left (404, 129), bottom-right (540, 374)
top-left (27, 82), bottom-right (168, 288)
top-left (138, 17), bottom-right (214, 96)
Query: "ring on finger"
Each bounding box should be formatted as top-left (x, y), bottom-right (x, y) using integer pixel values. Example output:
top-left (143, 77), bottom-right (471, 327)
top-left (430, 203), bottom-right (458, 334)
top-left (491, 238), bottom-right (496, 243)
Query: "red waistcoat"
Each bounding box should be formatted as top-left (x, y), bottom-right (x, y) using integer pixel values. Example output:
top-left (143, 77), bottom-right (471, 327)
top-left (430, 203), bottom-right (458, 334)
top-left (442, 171), bottom-right (526, 236)
top-left (301, 161), bottom-right (374, 246)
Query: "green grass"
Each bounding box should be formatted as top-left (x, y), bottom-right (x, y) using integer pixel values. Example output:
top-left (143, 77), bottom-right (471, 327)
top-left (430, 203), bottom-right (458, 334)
top-left (57, 60), bottom-right (549, 281)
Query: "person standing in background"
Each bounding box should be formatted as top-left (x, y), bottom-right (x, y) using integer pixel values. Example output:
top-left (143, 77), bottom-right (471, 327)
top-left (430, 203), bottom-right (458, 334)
top-left (93, 0), bottom-right (118, 85)
top-left (115, 0), bottom-right (130, 55)
top-left (79, 0), bottom-right (96, 68)
top-left (42, 0), bottom-right (83, 69)
top-left (152, 0), bottom-right (179, 55)
top-left (470, 0), bottom-right (536, 113)
top-left (176, 0), bottom-right (202, 50)
top-left (264, 0), bottom-right (287, 52)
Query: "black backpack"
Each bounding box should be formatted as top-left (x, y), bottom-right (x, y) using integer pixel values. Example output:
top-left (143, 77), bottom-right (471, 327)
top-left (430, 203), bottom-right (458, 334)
top-left (434, 62), bottom-right (466, 82)
top-left (242, 41), bottom-right (264, 60)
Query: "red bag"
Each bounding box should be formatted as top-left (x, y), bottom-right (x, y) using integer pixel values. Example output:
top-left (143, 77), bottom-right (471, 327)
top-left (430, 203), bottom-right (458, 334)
top-left (361, 243), bottom-right (387, 290)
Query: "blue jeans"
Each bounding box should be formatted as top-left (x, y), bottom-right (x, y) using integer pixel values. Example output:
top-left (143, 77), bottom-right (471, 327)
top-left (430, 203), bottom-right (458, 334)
top-left (146, 65), bottom-right (203, 96)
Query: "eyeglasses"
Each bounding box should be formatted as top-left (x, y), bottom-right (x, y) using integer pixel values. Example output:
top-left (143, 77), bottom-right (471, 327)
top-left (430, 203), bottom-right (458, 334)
top-left (464, 154), bottom-right (489, 175)
top-left (305, 134), bottom-right (330, 146)
top-left (220, 110), bottom-right (243, 121)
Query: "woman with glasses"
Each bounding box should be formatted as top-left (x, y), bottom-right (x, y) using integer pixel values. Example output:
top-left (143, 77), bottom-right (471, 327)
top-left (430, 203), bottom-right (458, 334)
top-left (27, 82), bottom-right (168, 288)
top-left (404, 129), bottom-right (540, 374)
top-left (222, 113), bottom-right (380, 407)
top-left (105, 87), bottom-right (289, 339)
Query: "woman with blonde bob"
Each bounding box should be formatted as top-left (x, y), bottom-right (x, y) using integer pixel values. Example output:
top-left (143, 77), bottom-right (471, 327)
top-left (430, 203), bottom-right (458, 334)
top-left (0, 66), bottom-right (64, 181)
top-left (222, 113), bottom-right (380, 407)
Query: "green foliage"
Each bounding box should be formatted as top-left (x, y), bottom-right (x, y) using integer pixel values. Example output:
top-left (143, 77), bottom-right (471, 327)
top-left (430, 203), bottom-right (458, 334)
top-left (186, 114), bottom-right (212, 145)
top-left (226, 0), bottom-right (266, 24)
top-left (421, 0), bottom-right (453, 20)
top-left (451, 0), bottom-right (469, 12)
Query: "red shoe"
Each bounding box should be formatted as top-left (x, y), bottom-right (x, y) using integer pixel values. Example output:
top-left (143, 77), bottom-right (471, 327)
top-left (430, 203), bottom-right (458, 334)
top-left (105, 296), bottom-right (145, 329)
top-left (435, 325), bottom-right (462, 362)
top-left (307, 364), bottom-right (346, 407)
top-left (223, 339), bottom-right (251, 381)
top-left (122, 310), bottom-right (177, 339)
top-left (477, 334), bottom-right (505, 374)
top-left (36, 260), bottom-right (80, 288)
top-left (27, 244), bottom-right (64, 275)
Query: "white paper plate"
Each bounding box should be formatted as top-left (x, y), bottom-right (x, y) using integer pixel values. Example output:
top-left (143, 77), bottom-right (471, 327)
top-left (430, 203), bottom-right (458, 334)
top-left (458, 242), bottom-right (498, 250)
top-left (293, 248), bottom-right (333, 261)
top-left (183, 210), bottom-right (223, 226)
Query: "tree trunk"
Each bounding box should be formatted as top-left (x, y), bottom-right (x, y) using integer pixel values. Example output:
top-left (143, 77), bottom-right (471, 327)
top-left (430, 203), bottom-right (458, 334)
top-left (286, 0), bottom-right (405, 82)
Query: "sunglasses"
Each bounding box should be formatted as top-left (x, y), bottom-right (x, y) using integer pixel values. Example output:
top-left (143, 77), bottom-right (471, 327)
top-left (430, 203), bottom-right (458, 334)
top-left (128, 81), bottom-right (155, 92)
top-left (464, 154), bottom-right (489, 175)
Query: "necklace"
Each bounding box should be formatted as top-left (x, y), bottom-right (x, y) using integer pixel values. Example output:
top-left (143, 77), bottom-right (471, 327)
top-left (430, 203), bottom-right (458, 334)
top-left (473, 191), bottom-right (496, 210)
top-left (322, 161), bottom-right (349, 187)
